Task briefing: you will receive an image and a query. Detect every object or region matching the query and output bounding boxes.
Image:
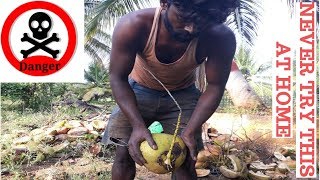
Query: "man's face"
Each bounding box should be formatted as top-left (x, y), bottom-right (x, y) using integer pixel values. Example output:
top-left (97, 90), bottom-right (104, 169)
top-left (164, 5), bottom-right (202, 42)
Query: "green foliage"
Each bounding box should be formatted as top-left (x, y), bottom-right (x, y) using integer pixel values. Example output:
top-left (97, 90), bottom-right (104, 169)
top-left (226, 0), bottom-right (263, 50)
top-left (1, 83), bottom-right (68, 112)
top-left (84, 61), bottom-right (109, 87)
top-left (235, 47), bottom-right (272, 97)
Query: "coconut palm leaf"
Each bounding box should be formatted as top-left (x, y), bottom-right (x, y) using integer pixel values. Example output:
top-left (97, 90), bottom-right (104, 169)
top-left (84, 0), bottom-right (153, 68)
top-left (85, 0), bottom-right (152, 40)
top-left (226, 0), bottom-right (263, 51)
top-left (84, 61), bottom-right (110, 87)
top-left (84, 29), bottom-right (111, 66)
top-left (234, 46), bottom-right (272, 96)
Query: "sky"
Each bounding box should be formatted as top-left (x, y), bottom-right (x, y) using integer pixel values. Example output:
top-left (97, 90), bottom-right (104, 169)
top-left (253, 0), bottom-right (297, 64)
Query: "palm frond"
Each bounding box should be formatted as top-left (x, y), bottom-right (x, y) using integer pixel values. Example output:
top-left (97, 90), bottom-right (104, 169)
top-left (84, 27), bottom-right (111, 64)
top-left (85, 0), bottom-right (153, 40)
top-left (84, 0), bottom-right (154, 69)
top-left (235, 46), bottom-right (272, 90)
top-left (226, 0), bottom-right (263, 51)
top-left (84, 61), bottom-right (110, 86)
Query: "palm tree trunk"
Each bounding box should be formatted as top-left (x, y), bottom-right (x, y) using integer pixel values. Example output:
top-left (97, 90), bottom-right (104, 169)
top-left (226, 61), bottom-right (265, 108)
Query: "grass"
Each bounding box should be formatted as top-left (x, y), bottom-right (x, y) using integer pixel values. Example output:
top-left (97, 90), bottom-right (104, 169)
top-left (1, 107), bottom-right (89, 134)
top-left (1, 98), bottom-right (115, 179)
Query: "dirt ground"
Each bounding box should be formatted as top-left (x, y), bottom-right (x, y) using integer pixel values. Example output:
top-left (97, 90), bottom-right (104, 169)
top-left (1, 156), bottom-right (172, 180)
top-left (1, 156), bottom-right (300, 180)
top-left (1, 152), bottom-right (251, 180)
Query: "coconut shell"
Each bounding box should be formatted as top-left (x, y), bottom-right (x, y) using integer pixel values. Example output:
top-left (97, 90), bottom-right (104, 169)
top-left (197, 149), bottom-right (212, 162)
top-left (248, 170), bottom-right (271, 180)
top-left (55, 134), bottom-right (68, 141)
top-left (67, 120), bottom-right (83, 128)
top-left (250, 161), bottom-right (277, 171)
top-left (12, 144), bottom-right (28, 154)
top-left (195, 161), bottom-right (209, 169)
top-left (89, 130), bottom-right (99, 136)
top-left (13, 136), bottom-right (31, 144)
top-left (56, 127), bottom-right (69, 134)
top-left (53, 120), bottom-right (67, 128)
top-left (67, 127), bottom-right (88, 136)
top-left (89, 143), bottom-right (101, 156)
top-left (227, 155), bottom-right (243, 172)
top-left (284, 158), bottom-right (296, 170)
top-left (82, 122), bottom-right (94, 131)
top-left (274, 152), bottom-right (286, 161)
top-left (45, 128), bottom-right (58, 136)
top-left (219, 166), bottom-right (241, 179)
top-left (91, 120), bottom-right (106, 130)
top-left (265, 170), bottom-right (288, 179)
top-left (30, 129), bottom-right (45, 136)
top-left (53, 142), bottom-right (70, 153)
top-left (196, 169), bottom-right (210, 177)
top-left (33, 134), bottom-right (54, 144)
top-left (204, 144), bottom-right (221, 156)
top-left (277, 162), bottom-right (290, 174)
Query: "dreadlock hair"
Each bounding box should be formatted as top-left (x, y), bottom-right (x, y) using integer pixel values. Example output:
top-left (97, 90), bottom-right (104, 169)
top-left (167, 0), bottom-right (240, 25)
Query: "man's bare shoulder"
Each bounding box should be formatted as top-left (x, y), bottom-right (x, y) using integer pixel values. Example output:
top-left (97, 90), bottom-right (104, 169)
top-left (198, 24), bottom-right (236, 61)
top-left (116, 8), bottom-right (156, 35)
top-left (201, 24), bottom-right (235, 43)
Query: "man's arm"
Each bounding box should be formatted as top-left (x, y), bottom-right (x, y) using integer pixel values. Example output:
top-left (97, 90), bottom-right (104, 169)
top-left (109, 14), bottom-right (157, 165)
top-left (181, 25), bottom-right (236, 160)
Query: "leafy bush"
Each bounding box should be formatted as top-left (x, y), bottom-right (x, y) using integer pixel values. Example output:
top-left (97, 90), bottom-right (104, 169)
top-left (84, 61), bottom-right (109, 88)
top-left (1, 83), bottom-right (68, 112)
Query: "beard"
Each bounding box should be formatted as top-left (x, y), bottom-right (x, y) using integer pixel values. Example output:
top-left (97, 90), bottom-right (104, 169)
top-left (163, 10), bottom-right (199, 43)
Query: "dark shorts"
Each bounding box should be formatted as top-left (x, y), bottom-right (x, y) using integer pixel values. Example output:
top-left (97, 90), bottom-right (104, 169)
top-left (102, 79), bottom-right (203, 150)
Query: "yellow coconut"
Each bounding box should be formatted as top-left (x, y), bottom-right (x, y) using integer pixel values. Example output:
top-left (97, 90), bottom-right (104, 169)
top-left (140, 133), bottom-right (186, 174)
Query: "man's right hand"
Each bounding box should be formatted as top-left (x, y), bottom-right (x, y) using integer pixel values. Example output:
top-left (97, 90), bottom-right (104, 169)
top-left (128, 126), bottom-right (158, 166)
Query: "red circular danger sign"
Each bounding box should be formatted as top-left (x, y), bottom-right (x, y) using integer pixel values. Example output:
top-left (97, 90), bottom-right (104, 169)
top-left (1, 1), bottom-right (76, 76)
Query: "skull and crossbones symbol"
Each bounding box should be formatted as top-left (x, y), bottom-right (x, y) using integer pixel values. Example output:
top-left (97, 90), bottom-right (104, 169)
top-left (20, 12), bottom-right (60, 59)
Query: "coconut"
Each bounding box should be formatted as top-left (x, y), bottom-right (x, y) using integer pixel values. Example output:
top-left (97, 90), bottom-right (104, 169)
top-left (13, 136), bottom-right (31, 144)
top-left (91, 120), bottom-right (107, 130)
top-left (248, 170), bottom-right (271, 180)
top-left (277, 162), bottom-right (290, 174)
top-left (221, 142), bottom-right (236, 151)
top-left (197, 149), bottom-right (212, 162)
top-left (227, 155), bottom-right (243, 172)
top-left (274, 152), bottom-right (286, 161)
top-left (250, 161), bottom-right (277, 171)
top-left (219, 166), bottom-right (241, 179)
top-left (195, 161), bottom-right (209, 169)
top-left (265, 170), bottom-right (288, 179)
top-left (140, 133), bottom-right (186, 174)
top-left (196, 169), bottom-right (210, 177)
top-left (56, 127), bottom-right (69, 134)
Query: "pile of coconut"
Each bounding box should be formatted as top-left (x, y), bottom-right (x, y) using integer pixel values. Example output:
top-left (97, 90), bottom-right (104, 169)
top-left (1, 118), bottom-right (108, 165)
top-left (195, 125), bottom-right (296, 179)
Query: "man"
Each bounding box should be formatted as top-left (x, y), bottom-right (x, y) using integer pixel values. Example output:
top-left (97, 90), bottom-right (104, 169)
top-left (102, 0), bottom-right (239, 179)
